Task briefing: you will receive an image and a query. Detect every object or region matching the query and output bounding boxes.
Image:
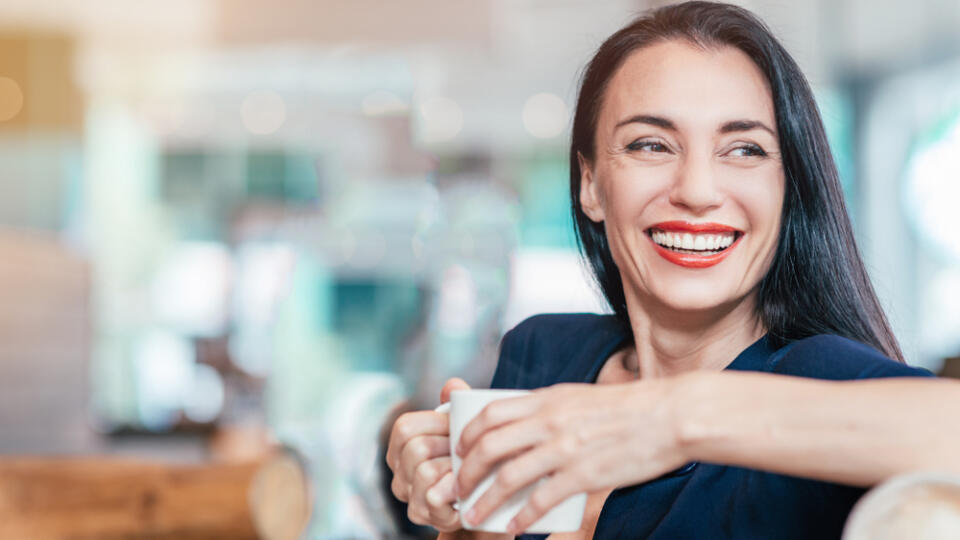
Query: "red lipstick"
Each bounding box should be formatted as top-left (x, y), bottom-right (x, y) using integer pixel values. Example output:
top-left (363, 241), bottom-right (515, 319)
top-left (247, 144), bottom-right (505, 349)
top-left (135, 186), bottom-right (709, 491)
top-left (646, 221), bottom-right (743, 269)
top-left (650, 221), bottom-right (739, 233)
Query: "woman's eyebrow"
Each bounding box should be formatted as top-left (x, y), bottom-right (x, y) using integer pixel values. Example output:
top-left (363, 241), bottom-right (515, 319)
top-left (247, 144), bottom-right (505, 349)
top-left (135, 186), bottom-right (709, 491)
top-left (719, 119), bottom-right (776, 136)
top-left (614, 114), bottom-right (676, 131)
top-left (614, 115), bottom-right (776, 138)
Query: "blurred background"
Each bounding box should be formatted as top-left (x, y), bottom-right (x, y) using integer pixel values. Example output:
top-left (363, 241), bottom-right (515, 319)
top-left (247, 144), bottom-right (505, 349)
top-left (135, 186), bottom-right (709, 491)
top-left (1, 0), bottom-right (960, 538)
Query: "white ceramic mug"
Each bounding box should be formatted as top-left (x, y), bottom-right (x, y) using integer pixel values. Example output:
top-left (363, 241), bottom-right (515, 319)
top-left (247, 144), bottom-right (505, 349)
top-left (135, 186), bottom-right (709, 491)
top-left (435, 389), bottom-right (586, 534)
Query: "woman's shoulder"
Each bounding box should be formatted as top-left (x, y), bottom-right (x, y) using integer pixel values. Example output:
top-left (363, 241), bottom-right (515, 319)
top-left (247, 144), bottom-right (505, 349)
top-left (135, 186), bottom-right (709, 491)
top-left (490, 313), bottom-right (625, 389)
top-left (769, 334), bottom-right (934, 380)
top-left (507, 312), bottom-right (622, 341)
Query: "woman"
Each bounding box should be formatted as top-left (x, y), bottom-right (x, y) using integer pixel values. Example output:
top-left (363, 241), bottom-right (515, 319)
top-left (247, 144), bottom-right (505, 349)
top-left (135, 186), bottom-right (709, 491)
top-left (386, 2), bottom-right (939, 538)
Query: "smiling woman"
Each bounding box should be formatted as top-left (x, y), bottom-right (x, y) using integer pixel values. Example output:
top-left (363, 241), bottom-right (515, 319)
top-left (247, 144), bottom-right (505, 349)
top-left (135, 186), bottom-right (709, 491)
top-left (385, 2), bottom-right (936, 540)
top-left (569, 12), bottom-right (902, 362)
top-left (577, 39), bottom-right (784, 327)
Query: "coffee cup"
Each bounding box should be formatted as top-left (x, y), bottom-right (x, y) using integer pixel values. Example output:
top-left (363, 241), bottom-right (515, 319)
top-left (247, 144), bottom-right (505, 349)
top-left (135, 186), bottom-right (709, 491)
top-left (435, 389), bottom-right (586, 533)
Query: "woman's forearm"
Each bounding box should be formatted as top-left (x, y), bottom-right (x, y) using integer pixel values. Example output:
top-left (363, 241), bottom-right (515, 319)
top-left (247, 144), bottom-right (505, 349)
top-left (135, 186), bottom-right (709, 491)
top-left (672, 372), bottom-right (960, 486)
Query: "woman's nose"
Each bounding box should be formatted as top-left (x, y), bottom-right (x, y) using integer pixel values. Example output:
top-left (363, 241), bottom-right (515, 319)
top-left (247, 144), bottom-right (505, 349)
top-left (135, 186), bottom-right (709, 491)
top-left (668, 153), bottom-right (723, 213)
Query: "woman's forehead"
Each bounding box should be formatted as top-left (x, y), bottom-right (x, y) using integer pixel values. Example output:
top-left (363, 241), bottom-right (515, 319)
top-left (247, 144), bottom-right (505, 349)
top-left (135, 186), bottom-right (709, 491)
top-left (599, 40), bottom-right (776, 136)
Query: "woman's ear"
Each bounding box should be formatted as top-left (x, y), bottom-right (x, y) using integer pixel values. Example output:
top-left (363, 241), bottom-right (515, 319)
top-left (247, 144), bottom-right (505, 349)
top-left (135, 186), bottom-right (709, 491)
top-left (578, 153), bottom-right (605, 223)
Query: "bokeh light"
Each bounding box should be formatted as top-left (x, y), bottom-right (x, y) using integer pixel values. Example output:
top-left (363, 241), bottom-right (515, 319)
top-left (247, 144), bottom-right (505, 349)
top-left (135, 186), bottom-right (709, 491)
top-left (416, 96), bottom-right (463, 143)
top-left (904, 110), bottom-right (960, 262)
top-left (183, 363), bottom-right (225, 424)
top-left (241, 90), bottom-right (287, 135)
top-left (0, 77), bottom-right (24, 122)
top-left (521, 92), bottom-right (568, 139)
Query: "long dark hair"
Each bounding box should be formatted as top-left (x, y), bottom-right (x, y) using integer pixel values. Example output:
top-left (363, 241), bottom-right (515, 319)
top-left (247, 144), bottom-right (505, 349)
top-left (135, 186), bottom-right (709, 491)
top-left (570, 1), bottom-right (904, 362)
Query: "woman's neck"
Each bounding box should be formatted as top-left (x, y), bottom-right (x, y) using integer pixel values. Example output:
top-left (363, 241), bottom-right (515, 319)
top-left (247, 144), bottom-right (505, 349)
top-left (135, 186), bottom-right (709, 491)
top-left (623, 291), bottom-right (765, 379)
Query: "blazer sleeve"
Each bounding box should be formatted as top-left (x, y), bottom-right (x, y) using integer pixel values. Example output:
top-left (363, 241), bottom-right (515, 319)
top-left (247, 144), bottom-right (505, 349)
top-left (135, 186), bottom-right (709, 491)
top-left (488, 312), bottom-right (623, 390)
top-left (770, 334), bottom-right (934, 380)
top-left (488, 314), bottom-right (555, 390)
top-left (489, 326), bottom-right (521, 389)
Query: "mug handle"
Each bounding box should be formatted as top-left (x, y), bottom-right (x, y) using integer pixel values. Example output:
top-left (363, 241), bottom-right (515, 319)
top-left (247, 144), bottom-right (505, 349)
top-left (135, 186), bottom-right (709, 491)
top-left (433, 401), bottom-right (459, 511)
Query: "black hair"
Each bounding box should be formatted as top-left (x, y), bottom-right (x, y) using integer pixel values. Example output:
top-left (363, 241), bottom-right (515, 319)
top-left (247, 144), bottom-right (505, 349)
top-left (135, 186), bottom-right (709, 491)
top-left (569, 1), bottom-right (904, 361)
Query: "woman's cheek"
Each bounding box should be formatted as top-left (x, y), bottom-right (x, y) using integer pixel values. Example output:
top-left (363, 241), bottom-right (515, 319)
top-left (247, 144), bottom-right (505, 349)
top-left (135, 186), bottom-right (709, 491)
top-left (605, 167), bottom-right (669, 217)
top-left (601, 177), bottom-right (665, 278)
top-left (602, 217), bottom-right (631, 272)
top-left (724, 169), bottom-right (784, 270)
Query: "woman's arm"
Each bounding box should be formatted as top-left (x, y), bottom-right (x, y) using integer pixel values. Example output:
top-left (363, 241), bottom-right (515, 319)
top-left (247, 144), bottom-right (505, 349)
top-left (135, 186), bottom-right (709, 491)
top-left (674, 372), bottom-right (960, 487)
top-left (450, 370), bottom-right (959, 534)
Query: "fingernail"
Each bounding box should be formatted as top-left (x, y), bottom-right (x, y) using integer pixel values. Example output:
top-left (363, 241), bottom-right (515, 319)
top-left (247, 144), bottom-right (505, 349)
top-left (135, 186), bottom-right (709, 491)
top-left (465, 508), bottom-right (478, 525)
top-left (455, 440), bottom-right (464, 456)
top-left (507, 519), bottom-right (519, 533)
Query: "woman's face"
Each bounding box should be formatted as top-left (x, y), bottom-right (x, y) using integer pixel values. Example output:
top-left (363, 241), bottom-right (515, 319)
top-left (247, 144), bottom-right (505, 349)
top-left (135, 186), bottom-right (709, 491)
top-left (580, 39), bottom-right (785, 316)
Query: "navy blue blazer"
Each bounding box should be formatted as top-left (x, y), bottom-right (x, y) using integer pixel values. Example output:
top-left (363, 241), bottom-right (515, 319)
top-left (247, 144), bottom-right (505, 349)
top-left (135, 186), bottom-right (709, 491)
top-left (489, 313), bottom-right (933, 540)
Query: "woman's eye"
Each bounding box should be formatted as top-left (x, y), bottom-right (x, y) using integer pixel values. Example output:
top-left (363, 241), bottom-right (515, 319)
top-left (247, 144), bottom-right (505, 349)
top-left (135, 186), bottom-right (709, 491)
top-left (627, 140), bottom-right (668, 153)
top-left (727, 144), bottom-right (767, 157)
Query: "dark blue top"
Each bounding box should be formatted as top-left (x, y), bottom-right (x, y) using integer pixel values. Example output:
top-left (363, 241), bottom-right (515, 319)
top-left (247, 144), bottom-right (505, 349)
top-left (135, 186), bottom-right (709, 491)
top-left (490, 313), bottom-right (933, 540)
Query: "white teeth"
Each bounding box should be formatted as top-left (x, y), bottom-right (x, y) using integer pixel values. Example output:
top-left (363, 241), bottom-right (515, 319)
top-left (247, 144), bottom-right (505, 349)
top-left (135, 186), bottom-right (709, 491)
top-left (650, 229), bottom-right (737, 252)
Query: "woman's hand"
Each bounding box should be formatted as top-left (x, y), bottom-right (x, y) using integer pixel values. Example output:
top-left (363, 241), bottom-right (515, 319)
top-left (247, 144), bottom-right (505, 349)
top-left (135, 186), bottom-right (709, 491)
top-left (386, 377), bottom-right (470, 532)
top-left (454, 379), bottom-right (688, 534)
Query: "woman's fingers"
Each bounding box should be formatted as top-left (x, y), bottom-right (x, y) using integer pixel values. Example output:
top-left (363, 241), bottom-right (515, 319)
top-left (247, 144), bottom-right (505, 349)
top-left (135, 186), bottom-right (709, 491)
top-left (456, 418), bottom-right (549, 497)
top-left (386, 410), bottom-right (450, 507)
top-left (506, 468), bottom-right (583, 535)
top-left (400, 435), bottom-right (449, 488)
top-left (384, 378), bottom-right (473, 532)
top-left (426, 470), bottom-right (461, 530)
top-left (408, 456), bottom-right (447, 524)
top-left (456, 395), bottom-right (540, 458)
top-left (408, 458), bottom-right (461, 531)
top-left (391, 468), bottom-right (410, 501)
top-left (462, 441), bottom-right (563, 526)
top-left (426, 468), bottom-right (458, 508)
top-left (441, 377), bottom-right (470, 404)
top-left (386, 410), bottom-right (448, 472)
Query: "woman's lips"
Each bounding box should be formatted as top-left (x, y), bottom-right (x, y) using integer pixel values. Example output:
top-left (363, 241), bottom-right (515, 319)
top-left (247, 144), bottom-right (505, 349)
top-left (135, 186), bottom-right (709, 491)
top-left (646, 221), bottom-right (743, 269)
top-left (649, 220), bottom-right (739, 233)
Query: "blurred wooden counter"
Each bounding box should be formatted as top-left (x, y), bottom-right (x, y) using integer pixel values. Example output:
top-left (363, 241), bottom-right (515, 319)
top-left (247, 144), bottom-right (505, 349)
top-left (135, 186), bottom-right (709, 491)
top-left (0, 458), bottom-right (260, 539)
